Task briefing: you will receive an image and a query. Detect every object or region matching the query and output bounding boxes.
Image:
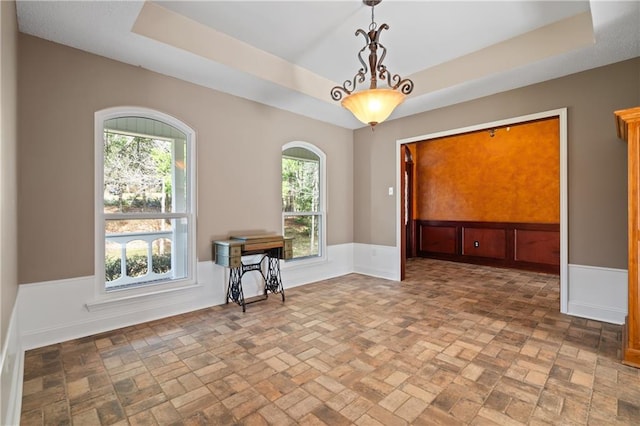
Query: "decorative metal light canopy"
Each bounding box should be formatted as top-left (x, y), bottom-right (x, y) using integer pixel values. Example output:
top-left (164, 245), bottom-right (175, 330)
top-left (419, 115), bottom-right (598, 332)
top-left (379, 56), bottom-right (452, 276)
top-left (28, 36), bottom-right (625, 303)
top-left (331, 0), bottom-right (414, 128)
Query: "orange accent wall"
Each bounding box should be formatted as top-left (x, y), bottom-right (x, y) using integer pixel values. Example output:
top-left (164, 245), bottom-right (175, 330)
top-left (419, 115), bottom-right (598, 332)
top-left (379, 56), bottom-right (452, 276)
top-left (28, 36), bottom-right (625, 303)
top-left (415, 117), bottom-right (559, 223)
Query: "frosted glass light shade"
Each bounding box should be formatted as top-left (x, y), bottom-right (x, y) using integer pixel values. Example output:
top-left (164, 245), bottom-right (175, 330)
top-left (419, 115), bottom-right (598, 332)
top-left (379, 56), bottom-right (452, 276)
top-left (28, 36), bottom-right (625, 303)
top-left (341, 88), bottom-right (406, 126)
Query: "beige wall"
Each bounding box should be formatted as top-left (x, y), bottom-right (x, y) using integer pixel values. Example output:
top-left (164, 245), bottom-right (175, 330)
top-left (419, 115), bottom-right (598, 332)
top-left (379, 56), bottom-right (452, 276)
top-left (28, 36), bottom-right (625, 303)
top-left (354, 58), bottom-right (640, 269)
top-left (1, 1), bottom-right (18, 349)
top-left (18, 34), bottom-right (353, 284)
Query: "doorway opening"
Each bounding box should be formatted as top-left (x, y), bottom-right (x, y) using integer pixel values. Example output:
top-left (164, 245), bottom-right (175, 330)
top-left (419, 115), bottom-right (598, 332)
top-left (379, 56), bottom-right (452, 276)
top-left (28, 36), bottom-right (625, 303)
top-left (396, 108), bottom-right (568, 313)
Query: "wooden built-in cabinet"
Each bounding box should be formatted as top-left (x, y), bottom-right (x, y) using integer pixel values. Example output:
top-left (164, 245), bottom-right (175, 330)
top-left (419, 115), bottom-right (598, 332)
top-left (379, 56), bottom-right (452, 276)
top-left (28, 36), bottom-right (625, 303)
top-left (615, 106), bottom-right (640, 368)
top-left (416, 220), bottom-right (560, 274)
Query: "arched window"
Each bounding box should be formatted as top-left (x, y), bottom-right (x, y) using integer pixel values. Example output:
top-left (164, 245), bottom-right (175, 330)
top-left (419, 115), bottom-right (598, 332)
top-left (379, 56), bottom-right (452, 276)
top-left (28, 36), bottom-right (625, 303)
top-left (95, 107), bottom-right (196, 294)
top-left (282, 142), bottom-right (326, 260)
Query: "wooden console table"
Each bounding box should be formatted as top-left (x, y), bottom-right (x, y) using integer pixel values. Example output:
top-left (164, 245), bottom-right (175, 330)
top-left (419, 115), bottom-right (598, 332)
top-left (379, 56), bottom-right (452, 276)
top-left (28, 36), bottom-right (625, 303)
top-left (213, 234), bottom-right (292, 312)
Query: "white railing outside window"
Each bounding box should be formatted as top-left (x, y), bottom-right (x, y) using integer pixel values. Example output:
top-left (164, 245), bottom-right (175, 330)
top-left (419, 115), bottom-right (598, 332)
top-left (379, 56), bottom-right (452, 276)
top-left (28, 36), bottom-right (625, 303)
top-left (105, 230), bottom-right (173, 289)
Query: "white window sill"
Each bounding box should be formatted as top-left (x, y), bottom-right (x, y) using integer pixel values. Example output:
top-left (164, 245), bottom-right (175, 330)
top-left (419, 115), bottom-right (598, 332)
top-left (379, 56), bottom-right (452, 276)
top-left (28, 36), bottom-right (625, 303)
top-left (86, 283), bottom-right (202, 312)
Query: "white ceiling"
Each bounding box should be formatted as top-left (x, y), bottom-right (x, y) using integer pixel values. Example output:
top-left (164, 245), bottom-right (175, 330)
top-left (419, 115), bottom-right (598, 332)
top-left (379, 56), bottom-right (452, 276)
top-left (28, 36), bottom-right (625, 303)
top-left (16, 1), bottom-right (640, 129)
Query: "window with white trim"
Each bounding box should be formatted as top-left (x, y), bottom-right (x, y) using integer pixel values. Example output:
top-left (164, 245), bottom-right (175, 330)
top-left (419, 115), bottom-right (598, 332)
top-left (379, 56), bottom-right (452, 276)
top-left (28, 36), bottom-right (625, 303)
top-left (282, 142), bottom-right (326, 260)
top-left (96, 109), bottom-right (196, 292)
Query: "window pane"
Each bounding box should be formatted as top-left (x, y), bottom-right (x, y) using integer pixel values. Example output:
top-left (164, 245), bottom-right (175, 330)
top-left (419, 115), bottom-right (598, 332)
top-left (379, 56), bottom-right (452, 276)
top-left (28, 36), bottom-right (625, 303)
top-left (105, 219), bottom-right (187, 288)
top-left (103, 117), bottom-right (188, 215)
top-left (103, 133), bottom-right (172, 213)
top-left (284, 215), bottom-right (320, 258)
top-left (282, 156), bottom-right (319, 213)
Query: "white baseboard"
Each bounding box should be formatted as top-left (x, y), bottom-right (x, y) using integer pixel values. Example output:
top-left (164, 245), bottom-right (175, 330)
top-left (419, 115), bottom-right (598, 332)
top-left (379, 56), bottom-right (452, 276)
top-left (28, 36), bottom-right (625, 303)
top-left (567, 263), bottom-right (627, 324)
top-left (1, 302), bottom-right (23, 426)
top-left (353, 243), bottom-right (399, 281)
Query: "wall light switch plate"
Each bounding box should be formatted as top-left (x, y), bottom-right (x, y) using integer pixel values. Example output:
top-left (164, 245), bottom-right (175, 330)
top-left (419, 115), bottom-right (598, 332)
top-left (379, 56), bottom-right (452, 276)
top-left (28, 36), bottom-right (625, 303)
top-left (388, 187), bottom-right (394, 196)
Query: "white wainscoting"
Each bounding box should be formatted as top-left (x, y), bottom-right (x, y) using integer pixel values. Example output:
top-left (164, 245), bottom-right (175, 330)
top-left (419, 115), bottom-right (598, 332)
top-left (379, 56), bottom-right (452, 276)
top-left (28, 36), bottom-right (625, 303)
top-left (282, 243), bottom-right (354, 287)
top-left (14, 253), bottom-right (630, 351)
top-left (1, 302), bottom-right (23, 426)
top-left (353, 243), bottom-right (400, 281)
top-left (17, 244), bottom-right (357, 351)
top-left (18, 266), bottom-right (222, 352)
top-left (567, 264), bottom-right (628, 324)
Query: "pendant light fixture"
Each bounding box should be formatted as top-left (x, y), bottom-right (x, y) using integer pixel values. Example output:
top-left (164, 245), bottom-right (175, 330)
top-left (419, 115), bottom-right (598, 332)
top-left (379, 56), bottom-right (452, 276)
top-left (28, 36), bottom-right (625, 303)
top-left (331, 0), bottom-right (414, 128)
